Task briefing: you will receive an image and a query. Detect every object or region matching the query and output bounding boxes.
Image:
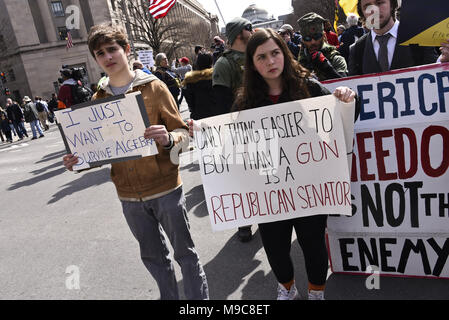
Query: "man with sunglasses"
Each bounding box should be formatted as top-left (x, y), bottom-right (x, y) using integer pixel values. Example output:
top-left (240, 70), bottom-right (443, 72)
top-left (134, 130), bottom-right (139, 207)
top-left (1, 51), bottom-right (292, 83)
top-left (211, 17), bottom-right (255, 242)
top-left (297, 13), bottom-right (348, 81)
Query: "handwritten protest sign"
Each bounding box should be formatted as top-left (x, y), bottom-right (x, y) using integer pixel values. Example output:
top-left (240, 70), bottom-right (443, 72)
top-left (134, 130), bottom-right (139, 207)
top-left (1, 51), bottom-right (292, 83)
top-left (56, 92), bottom-right (158, 171)
top-left (398, 0), bottom-right (449, 47)
top-left (194, 95), bottom-right (355, 231)
top-left (323, 63), bottom-right (449, 278)
top-left (138, 50), bottom-right (154, 68)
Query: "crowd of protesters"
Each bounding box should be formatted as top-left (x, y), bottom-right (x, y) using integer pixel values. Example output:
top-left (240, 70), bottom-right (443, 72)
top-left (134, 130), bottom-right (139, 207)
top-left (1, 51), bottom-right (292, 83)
top-left (5, 0), bottom-right (444, 302)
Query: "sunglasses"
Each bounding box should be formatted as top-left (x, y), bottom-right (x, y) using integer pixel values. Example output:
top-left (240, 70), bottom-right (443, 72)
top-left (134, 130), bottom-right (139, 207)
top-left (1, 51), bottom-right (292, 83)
top-left (302, 33), bottom-right (323, 42)
top-left (244, 24), bottom-right (253, 32)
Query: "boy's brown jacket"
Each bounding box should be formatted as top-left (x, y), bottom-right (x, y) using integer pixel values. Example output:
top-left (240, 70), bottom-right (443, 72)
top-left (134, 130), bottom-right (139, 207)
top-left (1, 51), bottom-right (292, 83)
top-left (93, 69), bottom-right (189, 200)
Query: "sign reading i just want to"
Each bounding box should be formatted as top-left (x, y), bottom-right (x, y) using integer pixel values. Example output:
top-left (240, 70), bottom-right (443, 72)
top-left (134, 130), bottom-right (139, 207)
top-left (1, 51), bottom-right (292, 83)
top-left (56, 92), bottom-right (158, 171)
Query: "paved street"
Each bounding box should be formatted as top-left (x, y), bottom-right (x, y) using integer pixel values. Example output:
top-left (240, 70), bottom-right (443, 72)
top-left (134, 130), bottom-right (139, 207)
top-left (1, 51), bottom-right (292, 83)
top-left (1, 101), bottom-right (448, 300)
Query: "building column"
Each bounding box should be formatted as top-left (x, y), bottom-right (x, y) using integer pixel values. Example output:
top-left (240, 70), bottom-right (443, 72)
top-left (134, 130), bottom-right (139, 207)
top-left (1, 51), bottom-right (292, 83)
top-left (36, 0), bottom-right (58, 42)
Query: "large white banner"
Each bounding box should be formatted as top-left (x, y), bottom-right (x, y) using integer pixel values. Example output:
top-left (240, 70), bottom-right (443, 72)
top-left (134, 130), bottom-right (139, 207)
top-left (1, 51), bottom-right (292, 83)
top-left (194, 95), bottom-right (355, 231)
top-left (323, 63), bottom-right (449, 278)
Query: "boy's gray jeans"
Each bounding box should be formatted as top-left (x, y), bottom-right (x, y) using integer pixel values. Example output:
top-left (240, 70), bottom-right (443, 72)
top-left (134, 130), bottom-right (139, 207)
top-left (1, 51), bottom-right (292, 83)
top-left (121, 187), bottom-right (209, 300)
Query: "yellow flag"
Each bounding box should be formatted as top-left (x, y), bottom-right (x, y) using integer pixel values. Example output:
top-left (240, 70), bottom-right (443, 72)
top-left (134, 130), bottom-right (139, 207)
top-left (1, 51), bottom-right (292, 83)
top-left (339, 0), bottom-right (358, 15)
top-left (400, 17), bottom-right (449, 46)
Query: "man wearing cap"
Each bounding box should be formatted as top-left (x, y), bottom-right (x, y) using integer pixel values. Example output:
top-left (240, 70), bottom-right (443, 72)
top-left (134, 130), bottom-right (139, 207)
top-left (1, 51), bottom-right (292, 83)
top-left (22, 96), bottom-right (44, 140)
top-left (278, 24), bottom-right (300, 59)
top-left (297, 12), bottom-right (348, 81)
top-left (212, 17), bottom-right (253, 115)
top-left (212, 16), bottom-right (254, 242)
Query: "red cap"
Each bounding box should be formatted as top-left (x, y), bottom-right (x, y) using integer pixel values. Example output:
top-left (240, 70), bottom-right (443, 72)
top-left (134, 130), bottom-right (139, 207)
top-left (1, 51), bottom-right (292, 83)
top-left (179, 57), bottom-right (190, 64)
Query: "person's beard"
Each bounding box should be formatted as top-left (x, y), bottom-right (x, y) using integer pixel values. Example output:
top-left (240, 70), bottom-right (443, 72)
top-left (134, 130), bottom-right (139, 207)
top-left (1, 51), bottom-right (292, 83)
top-left (307, 38), bottom-right (324, 54)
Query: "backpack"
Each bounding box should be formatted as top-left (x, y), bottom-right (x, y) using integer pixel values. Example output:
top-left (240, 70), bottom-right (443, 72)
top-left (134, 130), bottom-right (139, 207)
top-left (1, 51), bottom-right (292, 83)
top-left (70, 82), bottom-right (93, 105)
top-left (35, 101), bottom-right (45, 112)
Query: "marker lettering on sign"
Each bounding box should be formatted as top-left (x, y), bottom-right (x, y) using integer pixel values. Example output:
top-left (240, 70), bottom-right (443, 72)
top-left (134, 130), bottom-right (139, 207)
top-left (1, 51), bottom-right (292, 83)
top-left (260, 111), bottom-right (305, 140)
top-left (66, 127), bottom-right (104, 148)
top-left (62, 110), bottom-right (81, 128)
top-left (296, 140), bottom-right (339, 165)
top-left (88, 101), bottom-right (124, 122)
top-left (209, 188), bottom-right (297, 224)
top-left (224, 121), bottom-right (260, 145)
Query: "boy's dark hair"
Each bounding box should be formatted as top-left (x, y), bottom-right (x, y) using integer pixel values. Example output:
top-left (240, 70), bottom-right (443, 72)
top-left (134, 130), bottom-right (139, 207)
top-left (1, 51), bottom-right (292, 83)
top-left (88, 22), bottom-right (129, 58)
top-left (357, 0), bottom-right (398, 21)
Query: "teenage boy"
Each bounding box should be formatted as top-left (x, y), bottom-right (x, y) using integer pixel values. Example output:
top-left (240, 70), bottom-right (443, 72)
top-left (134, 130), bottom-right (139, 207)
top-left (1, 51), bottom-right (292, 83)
top-left (62, 23), bottom-right (209, 300)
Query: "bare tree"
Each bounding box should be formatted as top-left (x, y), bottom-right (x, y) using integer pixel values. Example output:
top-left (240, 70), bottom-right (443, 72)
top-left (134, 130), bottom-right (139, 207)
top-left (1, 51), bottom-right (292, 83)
top-left (121, 0), bottom-right (190, 59)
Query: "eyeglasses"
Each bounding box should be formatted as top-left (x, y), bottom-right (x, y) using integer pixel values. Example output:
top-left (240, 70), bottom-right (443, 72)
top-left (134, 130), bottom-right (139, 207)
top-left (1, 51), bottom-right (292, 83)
top-left (244, 24), bottom-right (253, 32)
top-left (302, 33), bottom-right (323, 42)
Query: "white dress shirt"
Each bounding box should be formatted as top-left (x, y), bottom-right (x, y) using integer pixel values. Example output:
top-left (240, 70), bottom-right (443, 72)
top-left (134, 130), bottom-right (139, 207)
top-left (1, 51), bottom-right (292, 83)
top-left (371, 20), bottom-right (400, 69)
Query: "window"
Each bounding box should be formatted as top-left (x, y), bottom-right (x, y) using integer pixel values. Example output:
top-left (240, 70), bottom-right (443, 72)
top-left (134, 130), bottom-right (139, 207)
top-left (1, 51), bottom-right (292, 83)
top-left (51, 1), bottom-right (65, 17)
top-left (58, 27), bottom-right (68, 41)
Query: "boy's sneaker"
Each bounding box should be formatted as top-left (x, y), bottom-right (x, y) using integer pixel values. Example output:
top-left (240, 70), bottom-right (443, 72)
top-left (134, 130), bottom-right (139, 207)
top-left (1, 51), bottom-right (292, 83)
top-left (277, 283), bottom-right (300, 300)
top-left (308, 290), bottom-right (325, 300)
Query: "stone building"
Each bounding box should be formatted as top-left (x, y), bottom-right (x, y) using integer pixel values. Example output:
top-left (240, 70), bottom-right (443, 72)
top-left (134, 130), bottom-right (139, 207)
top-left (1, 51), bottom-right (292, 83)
top-left (0, 0), bottom-right (219, 104)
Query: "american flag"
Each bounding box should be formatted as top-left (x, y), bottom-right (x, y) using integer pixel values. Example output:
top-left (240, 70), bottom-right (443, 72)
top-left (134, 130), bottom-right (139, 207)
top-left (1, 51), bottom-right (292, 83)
top-left (149, 0), bottom-right (176, 19)
top-left (66, 30), bottom-right (73, 50)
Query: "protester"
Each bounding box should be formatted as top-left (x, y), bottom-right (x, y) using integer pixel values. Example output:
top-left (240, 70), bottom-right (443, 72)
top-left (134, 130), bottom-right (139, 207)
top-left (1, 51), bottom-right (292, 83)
top-left (5, 98), bottom-right (28, 140)
top-left (0, 109), bottom-right (13, 143)
top-left (297, 13), bottom-right (348, 81)
top-left (212, 36), bottom-right (225, 64)
top-left (57, 69), bottom-right (76, 108)
top-left (132, 60), bottom-right (152, 75)
top-left (349, 0), bottom-right (438, 75)
top-left (211, 16), bottom-right (255, 242)
top-left (171, 57), bottom-right (192, 104)
top-left (62, 22), bottom-right (208, 300)
top-left (337, 24), bottom-right (346, 42)
top-left (183, 52), bottom-right (215, 120)
top-left (193, 45), bottom-right (204, 70)
top-left (278, 24), bottom-right (300, 59)
top-left (154, 52), bottom-right (181, 108)
top-left (338, 13), bottom-right (365, 62)
top-left (323, 19), bottom-right (340, 48)
top-left (234, 28), bottom-right (357, 300)
top-left (47, 93), bottom-right (58, 123)
top-left (35, 96), bottom-right (49, 131)
top-left (22, 96), bottom-right (44, 140)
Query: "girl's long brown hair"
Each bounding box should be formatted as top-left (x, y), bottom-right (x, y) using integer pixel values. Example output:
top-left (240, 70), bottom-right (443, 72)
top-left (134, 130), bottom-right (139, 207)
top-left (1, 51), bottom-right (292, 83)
top-left (234, 28), bottom-right (311, 111)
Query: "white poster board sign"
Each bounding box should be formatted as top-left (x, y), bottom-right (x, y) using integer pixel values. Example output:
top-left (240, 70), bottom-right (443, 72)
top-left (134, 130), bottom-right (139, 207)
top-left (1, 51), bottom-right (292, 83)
top-left (323, 63), bottom-right (449, 278)
top-left (56, 92), bottom-right (158, 171)
top-left (138, 50), bottom-right (154, 68)
top-left (194, 95), bottom-right (355, 231)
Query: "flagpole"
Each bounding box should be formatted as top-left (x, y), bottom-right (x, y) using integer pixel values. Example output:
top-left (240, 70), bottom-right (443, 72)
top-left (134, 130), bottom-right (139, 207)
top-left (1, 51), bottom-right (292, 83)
top-left (121, 0), bottom-right (137, 60)
top-left (214, 0), bottom-right (226, 25)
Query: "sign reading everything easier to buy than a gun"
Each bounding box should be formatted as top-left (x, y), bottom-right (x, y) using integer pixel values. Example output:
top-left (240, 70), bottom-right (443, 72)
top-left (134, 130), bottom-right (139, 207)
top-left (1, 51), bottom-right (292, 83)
top-left (194, 95), bottom-right (355, 231)
top-left (323, 63), bottom-right (449, 278)
top-left (56, 91), bottom-right (158, 171)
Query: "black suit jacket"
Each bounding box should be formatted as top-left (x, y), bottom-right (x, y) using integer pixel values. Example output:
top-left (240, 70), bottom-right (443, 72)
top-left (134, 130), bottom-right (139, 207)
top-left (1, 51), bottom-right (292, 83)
top-left (348, 32), bottom-right (438, 76)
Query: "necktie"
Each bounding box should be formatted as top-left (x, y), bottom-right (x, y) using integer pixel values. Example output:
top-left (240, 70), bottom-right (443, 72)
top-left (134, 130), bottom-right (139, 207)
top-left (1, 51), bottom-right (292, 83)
top-left (376, 33), bottom-right (391, 72)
